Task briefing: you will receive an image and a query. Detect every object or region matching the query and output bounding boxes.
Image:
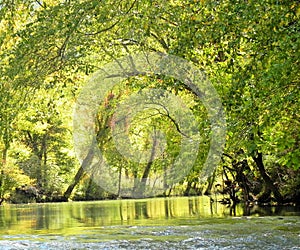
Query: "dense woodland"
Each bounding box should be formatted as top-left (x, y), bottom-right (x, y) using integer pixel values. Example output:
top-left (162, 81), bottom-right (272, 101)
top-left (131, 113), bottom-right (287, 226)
top-left (0, 0), bottom-right (299, 205)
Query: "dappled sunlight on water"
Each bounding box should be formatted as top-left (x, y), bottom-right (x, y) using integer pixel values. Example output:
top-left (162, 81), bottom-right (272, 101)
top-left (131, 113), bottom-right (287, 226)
top-left (0, 196), bottom-right (299, 249)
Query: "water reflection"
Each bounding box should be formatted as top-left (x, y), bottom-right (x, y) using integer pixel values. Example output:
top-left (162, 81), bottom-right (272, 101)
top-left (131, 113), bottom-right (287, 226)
top-left (0, 196), bottom-right (299, 234)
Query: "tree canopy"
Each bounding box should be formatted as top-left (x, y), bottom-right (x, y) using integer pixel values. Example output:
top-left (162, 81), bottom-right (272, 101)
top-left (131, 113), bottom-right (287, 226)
top-left (0, 0), bottom-right (299, 204)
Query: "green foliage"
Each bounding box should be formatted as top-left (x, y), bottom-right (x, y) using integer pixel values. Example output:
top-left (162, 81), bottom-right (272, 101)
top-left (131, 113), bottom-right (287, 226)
top-left (0, 0), bottom-right (298, 202)
top-left (0, 159), bottom-right (32, 203)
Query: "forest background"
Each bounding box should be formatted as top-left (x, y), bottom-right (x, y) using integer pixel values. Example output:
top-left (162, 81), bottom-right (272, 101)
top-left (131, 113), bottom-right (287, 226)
top-left (0, 0), bottom-right (299, 205)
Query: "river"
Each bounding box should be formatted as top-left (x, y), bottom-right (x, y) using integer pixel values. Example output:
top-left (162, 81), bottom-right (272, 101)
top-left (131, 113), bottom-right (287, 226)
top-left (0, 196), bottom-right (299, 249)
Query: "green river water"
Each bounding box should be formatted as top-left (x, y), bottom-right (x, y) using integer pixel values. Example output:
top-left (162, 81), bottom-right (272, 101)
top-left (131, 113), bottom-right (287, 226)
top-left (0, 196), bottom-right (299, 249)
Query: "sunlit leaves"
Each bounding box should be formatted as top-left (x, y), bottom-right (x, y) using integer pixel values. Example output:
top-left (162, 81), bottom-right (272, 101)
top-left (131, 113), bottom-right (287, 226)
top-left (0, 0), bottom-right (298, 200)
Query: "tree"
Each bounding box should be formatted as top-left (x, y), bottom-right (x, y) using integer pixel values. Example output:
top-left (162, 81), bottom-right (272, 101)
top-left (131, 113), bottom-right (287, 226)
top-left (0, 0), bottom-right (299, 203)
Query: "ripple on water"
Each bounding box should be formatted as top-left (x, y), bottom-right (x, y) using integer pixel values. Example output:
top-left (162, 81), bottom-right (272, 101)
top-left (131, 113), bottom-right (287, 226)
top-left (1, 216), bottom-right (300, 250)
top-left (0, 233), bottom-right (299, 250)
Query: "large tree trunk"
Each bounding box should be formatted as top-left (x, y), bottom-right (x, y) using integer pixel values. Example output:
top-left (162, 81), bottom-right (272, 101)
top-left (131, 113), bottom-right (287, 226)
top-left (252, 151), bottom-right (284, 203)
top-left (235, 159), bottom-right (251, 203)
top-left (204, 170), bottom-right (216, 195)
top-left (63, 165), bottom-right (85, 201)
top-left (117, 165), bottom-right (122, 198)
top-left (184, 181), bottom-right (193, 196)
top-left (2, 146), bottom-right (8, 166)
top-left (134, 135), bottom-right (157, 197)
top-left (63, 144), bottom-right (95, 200)
top-left (0, 145), bottom-right (9, 204)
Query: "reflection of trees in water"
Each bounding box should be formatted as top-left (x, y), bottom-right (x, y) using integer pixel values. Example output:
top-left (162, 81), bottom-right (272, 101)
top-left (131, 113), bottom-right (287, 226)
top-left (188, 199), bottom-right (197, 216)
top-left (36, 206), bottom-right (48, 229)
top-left (245, 205), bottom-right (293, 217)
top-left (134, 202), bottom-right (149, 219)
top-left (0, 207), bottom-right (19, 229)
top-left (164, 199), bottom-right (174, 218)
top-left (2, 198), bottom-right (299, 232)
top-left (119, 197), bottom-right (223, 221)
